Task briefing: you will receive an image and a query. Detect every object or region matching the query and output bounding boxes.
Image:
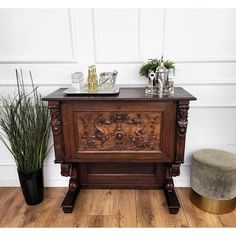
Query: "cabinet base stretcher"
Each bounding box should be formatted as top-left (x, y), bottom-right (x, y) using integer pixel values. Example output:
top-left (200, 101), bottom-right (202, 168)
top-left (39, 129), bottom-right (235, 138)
top-left (61, 180), bottom-right (180, 214)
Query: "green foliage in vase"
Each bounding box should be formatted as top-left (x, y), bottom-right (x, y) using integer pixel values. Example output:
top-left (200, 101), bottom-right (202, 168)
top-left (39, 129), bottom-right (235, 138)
top-left (0, 69), bottom-right (51, 174)
top-left (139, 58), bottom-right (175, 78)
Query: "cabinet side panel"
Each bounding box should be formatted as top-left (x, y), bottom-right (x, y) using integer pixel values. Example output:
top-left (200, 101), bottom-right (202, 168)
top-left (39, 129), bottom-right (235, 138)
top-left (61, 103), bottom-right (75, 161)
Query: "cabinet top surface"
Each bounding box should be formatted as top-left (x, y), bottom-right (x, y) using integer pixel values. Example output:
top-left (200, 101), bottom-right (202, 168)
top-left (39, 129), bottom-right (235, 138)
top-left (42, 87), bottom-right (196, 102)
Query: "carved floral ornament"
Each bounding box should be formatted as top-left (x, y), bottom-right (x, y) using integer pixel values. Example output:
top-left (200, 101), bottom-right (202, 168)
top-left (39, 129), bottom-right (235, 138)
top-left (78, 112), bottom-right (162, 151)
top-left (177, 104), bottom-right (189, 137)
top-left (49, 103), bottom-right (62, 135)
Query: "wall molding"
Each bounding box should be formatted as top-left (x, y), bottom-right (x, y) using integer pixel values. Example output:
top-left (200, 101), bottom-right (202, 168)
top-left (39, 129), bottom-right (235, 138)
top-left (92, 9), bottom-right (236, 65)
top-left (175, 79), bottom-right (236, 86)
top-left (95, 57), bottom-right (236, 65)
top-left (0, 9), bottom-right (78, 64)
top-left (1, 80), bottom-right (236, 87)
top-left (190, 102), bottom-right (236, 108)
top-left (92, 9), bottom-right (142, 64)
top-left (173, 57), bottom-right (236, 64)
top-left (67, 9), bottom-right (79, 63)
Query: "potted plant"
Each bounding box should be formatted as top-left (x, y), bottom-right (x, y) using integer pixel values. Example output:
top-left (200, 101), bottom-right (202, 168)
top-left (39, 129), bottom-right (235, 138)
top-left (139, 56), bottom-right (175, 78)
top-left (0, 69), bottom-right (51, 205)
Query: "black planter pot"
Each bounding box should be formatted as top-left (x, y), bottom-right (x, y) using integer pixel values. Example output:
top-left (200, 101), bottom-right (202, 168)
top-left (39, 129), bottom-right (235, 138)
top-left (18, 168), bottom-right (44, 205)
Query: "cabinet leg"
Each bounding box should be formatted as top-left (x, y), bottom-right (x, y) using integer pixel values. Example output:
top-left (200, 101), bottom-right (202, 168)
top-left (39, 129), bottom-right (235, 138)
top-left (61, 187), bottom-right (79, 213)
top-left (164, 164), bottom-right (180, 214)
top-left (61, 176), bottom-right (79, 213)
top-left (163, 187), bottom-right (180, 214)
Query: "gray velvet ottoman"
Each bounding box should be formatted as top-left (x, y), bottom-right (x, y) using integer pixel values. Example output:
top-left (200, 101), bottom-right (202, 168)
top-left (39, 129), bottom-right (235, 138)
top-left (190, 149), bottom-right (236, 213)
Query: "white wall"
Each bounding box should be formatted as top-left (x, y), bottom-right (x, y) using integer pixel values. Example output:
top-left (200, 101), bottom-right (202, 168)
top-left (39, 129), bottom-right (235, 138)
top-left (0, 8), bottom-right (236, 187)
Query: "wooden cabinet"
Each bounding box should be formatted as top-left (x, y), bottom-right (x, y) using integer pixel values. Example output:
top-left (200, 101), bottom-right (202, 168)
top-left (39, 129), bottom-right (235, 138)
top-left (43, 87), bottom-right (196, 214)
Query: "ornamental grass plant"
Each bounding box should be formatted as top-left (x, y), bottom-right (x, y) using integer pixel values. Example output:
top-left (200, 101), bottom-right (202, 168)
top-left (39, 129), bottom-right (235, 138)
top-left (0, 69), bottom-right (50, 174)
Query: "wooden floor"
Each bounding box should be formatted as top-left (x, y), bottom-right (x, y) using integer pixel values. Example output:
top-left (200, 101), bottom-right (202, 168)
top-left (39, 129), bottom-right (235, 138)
top-left (0, 187), bottom-right (235, 227)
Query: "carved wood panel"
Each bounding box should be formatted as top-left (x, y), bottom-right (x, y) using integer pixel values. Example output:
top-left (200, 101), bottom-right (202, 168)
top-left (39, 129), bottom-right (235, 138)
top-left (76, 112), bottom-right (162, 152)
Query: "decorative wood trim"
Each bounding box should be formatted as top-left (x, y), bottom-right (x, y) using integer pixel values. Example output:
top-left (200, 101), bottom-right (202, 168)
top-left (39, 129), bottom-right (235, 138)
top-left (176, 102), bottom-right (189, 138)
top-left (175, 101), bottom-right (190, 164)
top-left (164, 164), bottom-right (181, 214)
top-left (61, 164), bottom-right (72, 177)
top-left (61, 164), bottom-right (78, 189)
top-left (164, 164), bottom-right (174, 191)
top-left (172, 163), bottom-right (181, 177)
top-left (48, 101), bottom-right (65, 163)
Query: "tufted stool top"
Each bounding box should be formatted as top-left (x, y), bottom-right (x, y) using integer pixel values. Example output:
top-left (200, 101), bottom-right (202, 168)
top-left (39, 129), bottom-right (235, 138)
top-left (192, 149), bottom-right (236, 171)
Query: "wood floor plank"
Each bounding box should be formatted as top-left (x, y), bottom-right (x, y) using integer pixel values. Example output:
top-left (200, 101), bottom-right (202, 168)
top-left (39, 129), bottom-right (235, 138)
top-left (217, 212), bottom-right (236, 227)
top-left (59, 189), bottom-right (91, 227)
top-left (0, 188), bottom-right (18, 210)
top-left (86, 215), bottom-right (112, 227)
top-left (43, 187), bottom-right (70, 227)
top-left (8, 199), bottom-right (42, 227)
top-left (34, 187), bottom-right (66, 227)
top-left (135, 189), bottom-right (189, 227)
top-left (88, 189), bottom-right (113, 216)
top-left (8, 187), bottom-right (63, 227)
top-left (111, 189), bottom-right (137, 227)
top-left (149, 189), bottom-right (189, 227)
top-left (75, 189), bottom-right (93, 215)
top-left (0, 188), bottom-right (25, 227)
top-left (177, 188), bottom-right (224, 227)
top-left (136, 190), bottom-right (158, 227)
top-left (216, 208), bottom-right (236, 227)
top-left (0, 187), bottom-right (235, 227)
top-left (59, 213), bottom-right (87, 227)
top-left (0, 187), bottom-right (12, 202)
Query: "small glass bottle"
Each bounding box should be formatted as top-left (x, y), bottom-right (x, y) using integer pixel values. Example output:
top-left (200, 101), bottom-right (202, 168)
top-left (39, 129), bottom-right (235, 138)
top-left (87, 65), bottom-right (98, 92)
top-left (92, 65), bottom-right (98, 90)
top-left (71, 72), bottom-right (83, 92)
top-left (87, 65), bottom-right (94, 92)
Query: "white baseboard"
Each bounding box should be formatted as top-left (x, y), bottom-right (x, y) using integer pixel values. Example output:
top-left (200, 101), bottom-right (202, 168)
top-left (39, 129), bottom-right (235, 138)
top-left (174, 179), bottom-right (191, 188)
top-left (0, 179), bottom-right (191, 188)
top-left (0, 163), bottom-right (191, 187)
top-left (0, 179), bottom-right (69, 187)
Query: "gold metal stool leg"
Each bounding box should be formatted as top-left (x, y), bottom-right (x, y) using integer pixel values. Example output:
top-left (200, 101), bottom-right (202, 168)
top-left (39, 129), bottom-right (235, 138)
top-left (190, 189), bottom-right (236, 214)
